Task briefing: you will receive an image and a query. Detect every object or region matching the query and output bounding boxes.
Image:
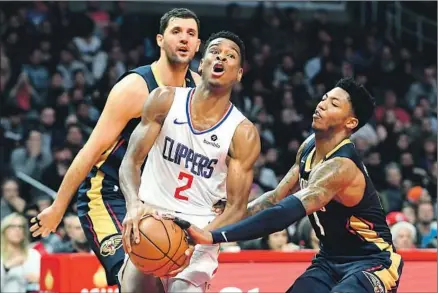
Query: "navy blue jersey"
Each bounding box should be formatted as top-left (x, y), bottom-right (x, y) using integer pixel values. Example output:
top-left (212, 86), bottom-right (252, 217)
top-left (96, 65), bottom-right (196, 180)
top-left (299, 135), bottom-right (394, 258)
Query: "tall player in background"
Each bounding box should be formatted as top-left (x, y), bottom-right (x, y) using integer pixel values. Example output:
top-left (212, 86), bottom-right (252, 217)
top-left (119, 31), bottom-right (260, 293)
top-left (178, 78), bottom-right (404, 293)
top-left (30, 8), bottom-right (202, 290)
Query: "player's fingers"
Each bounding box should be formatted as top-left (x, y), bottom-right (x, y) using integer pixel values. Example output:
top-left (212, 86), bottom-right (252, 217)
top-left (132, 220), bottom-right (140, 244)
top-left (166, 263), bottom-right (186, 277)
top-left (29, 223), bottom-right (40, 233)
top-left (173, 217), bottom-right (191, 230)
top-left (165, 246), bottom-right (194, 277)
top-left (152, 210), bottom-right (162, 220)
top-left (186, 246), bottom-right (194, 256)
top-left (123, 223), bottom-right (133, 252)
top-left (32, 229), bottom-right (42, 238)
top-left (161, 213), bottom-right (174, 220)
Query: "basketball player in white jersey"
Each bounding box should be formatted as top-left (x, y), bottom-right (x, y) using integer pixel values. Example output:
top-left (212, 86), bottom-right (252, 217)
top-left (119, 31), bottom-right (261, 293)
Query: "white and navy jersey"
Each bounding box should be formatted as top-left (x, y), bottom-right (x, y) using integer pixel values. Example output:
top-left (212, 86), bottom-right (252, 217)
top-left (139, 87), bottom-right (246, 218)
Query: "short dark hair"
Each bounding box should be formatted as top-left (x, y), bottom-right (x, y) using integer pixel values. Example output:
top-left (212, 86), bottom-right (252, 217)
top-left (204, 30), bottom-right (246, 66)
top-left (335, 77), bottom-right (375, 131)
top-left (159, 8), bottom-right (200, 35)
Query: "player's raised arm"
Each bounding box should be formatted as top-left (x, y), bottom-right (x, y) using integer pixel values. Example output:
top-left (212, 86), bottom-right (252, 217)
top-left (177, 157), bottom-right (359, 244)
top-left (30, 74), bottom-right (148, 237)
top-left (119, 86), bottom-right (174, 251)
top-left (246, 134), bottom-right (314, 216)
top-left (204, 120), bottom-right (261, 231)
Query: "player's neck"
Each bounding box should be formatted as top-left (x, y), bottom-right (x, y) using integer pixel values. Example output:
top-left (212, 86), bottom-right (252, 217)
top-left (154, 58), bottom-right (189, 87)
top-left (314, 131), bottom-right (349, 161)
top-left (191, 82), bottom-right (232, 119)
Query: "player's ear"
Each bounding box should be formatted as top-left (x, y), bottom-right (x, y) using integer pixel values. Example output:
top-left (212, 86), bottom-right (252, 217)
top-left (198, 58), bottom-right (204, 74)
top-left (237, 67), bottom-right (243, 82)
top-left (156, 34), bottom-right (164, 48)
top-left (195, 38), bottom-right (201, 53)
top-left (346, 117), bottom-right (359, 131)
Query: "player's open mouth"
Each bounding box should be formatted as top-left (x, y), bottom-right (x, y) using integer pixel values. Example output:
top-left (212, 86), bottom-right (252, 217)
top-left (178, 47), bottom-right (189, 54)
top-left (212, 63), bottom-right (225, 77)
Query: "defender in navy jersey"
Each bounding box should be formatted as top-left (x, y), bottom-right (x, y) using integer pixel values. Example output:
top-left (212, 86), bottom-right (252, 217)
top-left (179, 77), bottom-right (404, 293)
top-left (30, 8), bottom-right (201, 290)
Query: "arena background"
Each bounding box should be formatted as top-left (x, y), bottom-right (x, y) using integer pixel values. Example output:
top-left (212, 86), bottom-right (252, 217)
top-left (0, 1), bottom-right (436, 292)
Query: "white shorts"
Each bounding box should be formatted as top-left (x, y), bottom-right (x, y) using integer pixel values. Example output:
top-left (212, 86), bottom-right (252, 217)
top-left (161, 210), bottom-right (220, 288)
top-left (120, 209), bottom-right (220, 288)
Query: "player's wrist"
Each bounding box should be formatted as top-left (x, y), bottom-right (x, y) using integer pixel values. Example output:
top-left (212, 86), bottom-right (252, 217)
top-left (211, 230), bottom-right (225, 244)
top-left (126, 198), bottom-right (142, 208)
top-left (52, 200), bottom-right (67, 213)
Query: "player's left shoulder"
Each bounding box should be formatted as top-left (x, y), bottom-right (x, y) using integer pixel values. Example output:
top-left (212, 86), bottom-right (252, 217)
top-left (234, 119), bottom-right (260, 145)
top-left (230, 119), bottom-right (261, 163)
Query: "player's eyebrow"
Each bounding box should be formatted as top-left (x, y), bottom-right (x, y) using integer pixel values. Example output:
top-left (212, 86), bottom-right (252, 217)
top-left (209, 43), bottom-right (240, 56)
top-left (230, 46), bottom-right (240, 56)
top-left (186, 28), bottom-right (197, 34)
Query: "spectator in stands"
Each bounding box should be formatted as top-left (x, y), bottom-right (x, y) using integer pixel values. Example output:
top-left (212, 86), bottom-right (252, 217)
top-left (240, 229), bottom-right (299, 251)
top-left (416, 201), bottom-right (437, 248)
top-left (1, 47), bottom-right (11, 93)
top-left (54, 214), bottom-right (91, 253)
top-left (402, 203), bottom-right (417, 225)
top-left (7, 72), bottom-right (42, 113)
top-left (39, 106), bottom-right (56, 152)
top-left (22, 48), bottom-right (50, 96)
top-left (64, 123), bottom-right (84, 156)
top-left (375, 89), bottom-right (410, 125)
top-left (0, 213), bottom-right (41, 293)
top-left (380, 163), bottom-right (404, 213)
top-left (296, 218), bottom-right (320, 251)
top-left (0, 178), bottom-right (25, 220)
top-left (41, 144), bottom-right (72, 191)
top-left (56, 48), bottom-right (92, 89)
top-left (406, 67), bottom-right (437, 110)
top-left (364, 149), bottom-right (385, 190)
top-left (10, 129), bottom-right (52, 180)
top-left (391, 221), bottom-right (417, 249)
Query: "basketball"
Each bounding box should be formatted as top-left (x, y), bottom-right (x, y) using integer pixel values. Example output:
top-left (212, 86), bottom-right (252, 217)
top-left (124, 215), bottom-right (190, 277)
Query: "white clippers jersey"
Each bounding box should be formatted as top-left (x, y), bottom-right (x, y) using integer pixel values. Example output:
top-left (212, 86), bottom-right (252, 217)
top-left (139, 87), bottom-right (246, 217)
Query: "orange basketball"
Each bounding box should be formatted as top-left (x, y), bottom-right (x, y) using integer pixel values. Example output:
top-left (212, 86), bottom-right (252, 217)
top-left (124, 215), bottom-right (189, 277)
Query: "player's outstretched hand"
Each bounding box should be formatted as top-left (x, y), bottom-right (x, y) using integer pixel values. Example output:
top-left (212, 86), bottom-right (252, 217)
top-left (173, 217), bottom-right (213, 245)
top-left (164, 245), bottom-right (194, 278)
top-left (122, 201), bottom-right (159, 252)
top-left (29, 204), bottom-right (64, 238)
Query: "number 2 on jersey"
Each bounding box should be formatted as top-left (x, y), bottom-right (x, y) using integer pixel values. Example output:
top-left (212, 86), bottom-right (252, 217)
top-left (174, 171), bottom-right (193, 201)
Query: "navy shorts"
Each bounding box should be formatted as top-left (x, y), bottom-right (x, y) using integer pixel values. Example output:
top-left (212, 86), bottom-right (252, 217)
top-left (287, 250), bottom-right (403, 293)
top-left (77, 167), bottom-right (126, 286)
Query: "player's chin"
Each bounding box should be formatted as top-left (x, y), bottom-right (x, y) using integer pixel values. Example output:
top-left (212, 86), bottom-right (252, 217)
top-left (207, 78), bottom-right (226, 88)
top-left (311, 121), bottom-right (324, 131)
top-left (174, 55), bottom-right (193, 64)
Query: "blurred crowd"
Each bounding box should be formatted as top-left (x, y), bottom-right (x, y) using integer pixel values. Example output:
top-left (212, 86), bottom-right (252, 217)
top-left (0, 2), bottom-right (436, 291)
